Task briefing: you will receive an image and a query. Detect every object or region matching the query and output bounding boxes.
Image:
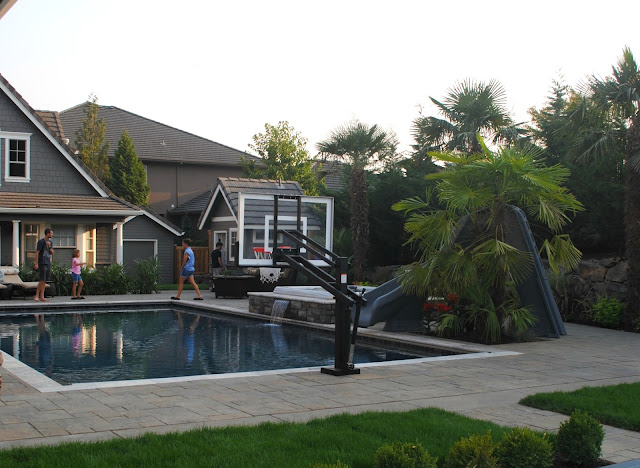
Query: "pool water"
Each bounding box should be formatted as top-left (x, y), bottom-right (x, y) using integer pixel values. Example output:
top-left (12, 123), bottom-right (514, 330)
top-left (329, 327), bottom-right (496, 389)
top-left (0, 309), bottom-right (455, 385)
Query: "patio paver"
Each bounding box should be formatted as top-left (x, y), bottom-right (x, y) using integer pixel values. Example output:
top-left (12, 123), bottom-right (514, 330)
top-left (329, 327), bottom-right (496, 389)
top-left (0, 290), bottom-right (639, 464)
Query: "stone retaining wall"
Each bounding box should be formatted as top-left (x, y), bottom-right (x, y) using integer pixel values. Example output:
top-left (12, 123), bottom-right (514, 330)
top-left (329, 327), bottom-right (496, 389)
top-left (248, 292), bottom-right (336, 324)
top-left (563, 257), bottom-right (628, 301)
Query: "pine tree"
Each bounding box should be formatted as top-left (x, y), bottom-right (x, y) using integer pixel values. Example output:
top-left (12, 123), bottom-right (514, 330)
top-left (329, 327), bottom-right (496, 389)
top-left (74, 94), bottom-right (111, 183)
top-left (110, 130), bottom-right (150, 205)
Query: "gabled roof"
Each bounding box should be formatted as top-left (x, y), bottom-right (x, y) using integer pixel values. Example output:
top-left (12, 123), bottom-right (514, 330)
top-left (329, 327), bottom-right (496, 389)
top-left (121, 206), bottom-right (184, 237)
top-left (0, 0), bottom-right (19, 20)
top-left (197, 177), bottom-right (306, 230)
top-left (58, 103), bottom-right (259, 166)
top-left (0, 73), bottom-right (144, 218)
top-left (35, 110), bottom-right (66, 141)
top-left (168, 189), bottom-right (213, 215)
top-left (0, 74), bottom-right (115, 198)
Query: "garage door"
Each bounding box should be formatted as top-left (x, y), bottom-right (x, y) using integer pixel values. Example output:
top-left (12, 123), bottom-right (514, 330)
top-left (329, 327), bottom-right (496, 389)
top-left (123, 240), bottom-right (156, 275)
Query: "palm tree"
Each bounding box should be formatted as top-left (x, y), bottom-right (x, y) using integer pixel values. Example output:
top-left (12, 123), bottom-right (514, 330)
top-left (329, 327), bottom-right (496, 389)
top-left (576, 47), bottom-right (640, 324)
top-left (412, 79), bottom-right (526, 155)
top-left (317, 120), bottom-right (398, 281)
top-left (393, 138), bottom-right (583, 343)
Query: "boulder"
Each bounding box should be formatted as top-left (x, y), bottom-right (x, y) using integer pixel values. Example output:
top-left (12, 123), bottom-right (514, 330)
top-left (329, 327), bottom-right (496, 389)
top-left (577, 260), bottom-right (606, 282)
top-left (606, 261), bottom-right (629, 283)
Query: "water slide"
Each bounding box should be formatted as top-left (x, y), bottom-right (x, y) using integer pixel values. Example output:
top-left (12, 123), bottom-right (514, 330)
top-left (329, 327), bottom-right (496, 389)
top-left (353, 205), bottom-right (566, 337)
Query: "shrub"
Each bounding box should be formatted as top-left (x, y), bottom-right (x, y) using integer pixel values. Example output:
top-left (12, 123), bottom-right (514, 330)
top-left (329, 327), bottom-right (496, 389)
top-left (445, 431), bottom-right (498, 468)
top-left (131, 256), bottom-right (161, 294)
top-left (374, 441), bottom-right (437, 468)
top-left (592, 297), bottom-right (624, 329)
top-left (49, 261), bottom-right (72, 296)
top-left (495, 427), bottom-right (553, 468)
top-left (83, 264), bottom-right (130, 295)
top-left (555, 410), bottom-right (604, 465)
top-left (18, 262), bottom-right (39, 282)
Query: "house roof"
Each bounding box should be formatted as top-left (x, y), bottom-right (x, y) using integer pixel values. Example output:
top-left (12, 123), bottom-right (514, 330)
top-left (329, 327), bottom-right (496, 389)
top-left (197, 177), bottom-right (311, 230)
top-left (58, 103), bottom-right (260, 166)
top-left (314, 159), bottom-right (348, 192)
top-left (35, 110), bottom-right (66, 142)
top-left (0, 74), bottom-right (115, 198)
top-left (122, 205), bottom-right (184, 236)
top-left (0, 193), bottom-right (140, 215)
top-left (168, 188), bottom-right (214, 215)
top-left (0, 73), bottom-right (147, 221)
top-left (0, 0), bottom-right (19, 20)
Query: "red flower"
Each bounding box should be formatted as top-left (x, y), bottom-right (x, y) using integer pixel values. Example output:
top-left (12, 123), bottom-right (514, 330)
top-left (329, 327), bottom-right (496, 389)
top-left (436, 302), bottom-right (452, 313)
top-left (446, 293), bottom-right (459, 304)
top-left (424, 302), bottom-right (435, 311)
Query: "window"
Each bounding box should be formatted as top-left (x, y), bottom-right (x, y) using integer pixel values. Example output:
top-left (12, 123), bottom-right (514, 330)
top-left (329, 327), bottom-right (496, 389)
top-left (51, 225), bottom-right (76, 247)
top-left (85, 225), bottom-right (95, 268)
top-left (229, 228), bottom-right (238, 261)
top-left (24, 224), bottom-right (39, 264)
top-left (2, 132), bottom-right (31, 182)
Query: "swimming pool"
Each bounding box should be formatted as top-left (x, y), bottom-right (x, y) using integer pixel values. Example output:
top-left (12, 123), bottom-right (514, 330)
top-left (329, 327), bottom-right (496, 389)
top-left (0, 308), bottom-right (460, 385)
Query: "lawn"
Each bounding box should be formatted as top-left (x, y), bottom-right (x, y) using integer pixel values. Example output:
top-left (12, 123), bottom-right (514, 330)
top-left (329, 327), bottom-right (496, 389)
top-left (520, 382), bottom-right (640, 432)
top-left (0, 408), bottom-right (514, 468)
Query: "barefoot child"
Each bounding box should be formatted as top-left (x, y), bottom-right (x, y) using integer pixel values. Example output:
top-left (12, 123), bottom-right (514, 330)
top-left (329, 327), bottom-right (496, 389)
top-left (71, 249), bottom-right (86, 299)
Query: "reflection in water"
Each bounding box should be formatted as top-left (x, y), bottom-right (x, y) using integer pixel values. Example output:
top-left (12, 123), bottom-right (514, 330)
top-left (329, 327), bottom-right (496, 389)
top-left (0, 309), bottom-right (444, 385)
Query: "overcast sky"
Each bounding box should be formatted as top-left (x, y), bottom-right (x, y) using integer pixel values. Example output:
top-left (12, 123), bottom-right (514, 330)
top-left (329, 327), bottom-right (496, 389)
top-left (1, 0), bottom-right (639, 156)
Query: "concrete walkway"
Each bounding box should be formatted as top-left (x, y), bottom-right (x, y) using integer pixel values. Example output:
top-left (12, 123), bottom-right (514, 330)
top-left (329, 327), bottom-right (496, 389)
top-left (0, 290), bottom-right (639, 464)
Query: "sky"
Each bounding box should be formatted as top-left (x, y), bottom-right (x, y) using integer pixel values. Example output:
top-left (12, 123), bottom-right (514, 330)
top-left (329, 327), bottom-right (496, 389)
top-left (1, 0), bottom-right (639, 156)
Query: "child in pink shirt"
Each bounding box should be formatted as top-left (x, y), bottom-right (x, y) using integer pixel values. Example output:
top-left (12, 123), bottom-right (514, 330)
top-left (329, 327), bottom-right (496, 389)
top-left (71, 249), bottom-right (86, 299)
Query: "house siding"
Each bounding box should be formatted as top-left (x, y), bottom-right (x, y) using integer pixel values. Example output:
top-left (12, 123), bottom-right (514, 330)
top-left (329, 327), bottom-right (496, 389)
top-left (121, 215), bottom-right (175, 283)
top-left (147, 161), bottom-right (244, 215)
top-left (0, 91), bottom-right (96, 195)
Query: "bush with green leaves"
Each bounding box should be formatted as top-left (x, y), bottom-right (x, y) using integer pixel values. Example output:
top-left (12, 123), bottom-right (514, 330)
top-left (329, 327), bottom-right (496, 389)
top-left (494, 427), bottom-right (553, 468)
top-left (555, 410), bottom-right (604, 465)
top-left (18, 262), bottom-right (39, 282)
top-left (131, 256), bottom-right (161, 294)
top-left (393, 138), bottom-right (583, 343)
top-left (592, 297), bottom-right (625, 329)
top-left (82, 264), bottom-right (130, 295)
top-left (373, 441), bottom-right (437, 468)
top-left (444, 431), bottom-right (498, 468)
top-left (49, 261), bottom-right (72, 296)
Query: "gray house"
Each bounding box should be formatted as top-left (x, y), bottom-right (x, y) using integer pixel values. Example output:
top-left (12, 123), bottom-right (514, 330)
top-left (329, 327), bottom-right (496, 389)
top-left (0, 74), bottom-right (181, 283)
top-left (58, 103), bottom-right (260, 241)
top-left (198, 177), bottom-right (332, 267)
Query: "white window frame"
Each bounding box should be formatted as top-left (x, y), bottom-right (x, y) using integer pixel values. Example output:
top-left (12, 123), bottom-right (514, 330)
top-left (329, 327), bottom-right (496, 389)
top-left (229, 228), bottom-right (238, 261)
top-left (51, 224), bottom-right (76, 248)
top-left (1, 131), bottom-right (32, 183)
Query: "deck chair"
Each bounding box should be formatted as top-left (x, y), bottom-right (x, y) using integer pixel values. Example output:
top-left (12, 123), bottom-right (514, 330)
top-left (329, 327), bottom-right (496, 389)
top-left (3, 273), bottom-right (50, 299)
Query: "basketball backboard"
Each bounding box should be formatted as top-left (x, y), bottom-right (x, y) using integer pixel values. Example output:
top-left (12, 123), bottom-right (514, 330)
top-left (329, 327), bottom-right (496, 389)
top-left (236, 193), bottom-right (334, 266)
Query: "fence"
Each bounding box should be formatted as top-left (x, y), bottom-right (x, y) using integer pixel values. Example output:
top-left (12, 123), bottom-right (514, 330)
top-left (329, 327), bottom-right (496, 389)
top-left (173, 246), bottom-right (210, 282)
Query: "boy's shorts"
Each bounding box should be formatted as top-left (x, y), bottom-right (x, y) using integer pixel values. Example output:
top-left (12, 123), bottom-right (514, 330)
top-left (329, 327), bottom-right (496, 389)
top-left (71, 272), bottom-right (82, 282)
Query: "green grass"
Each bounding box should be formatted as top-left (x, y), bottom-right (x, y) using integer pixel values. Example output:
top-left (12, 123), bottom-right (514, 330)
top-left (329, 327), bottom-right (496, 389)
top-left (520, 382), bottom-right (640, 432)
top-left (0, 408), bottom-right (516, 468)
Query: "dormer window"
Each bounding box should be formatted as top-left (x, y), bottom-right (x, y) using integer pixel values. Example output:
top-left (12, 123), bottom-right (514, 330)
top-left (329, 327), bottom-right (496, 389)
top-left (1, 131), bottom-right (31, 182)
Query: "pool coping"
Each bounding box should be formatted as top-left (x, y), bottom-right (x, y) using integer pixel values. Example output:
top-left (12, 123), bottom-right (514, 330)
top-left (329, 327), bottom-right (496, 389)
top-left (0, 297), bottom-right (520, 393)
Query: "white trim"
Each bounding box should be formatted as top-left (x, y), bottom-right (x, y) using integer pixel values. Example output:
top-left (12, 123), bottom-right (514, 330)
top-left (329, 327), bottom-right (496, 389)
top-left (0, 79), bottom-right (109, 197)
top-left (237, 193), bottom-right (333, 267)
top-left (118, 211), bottom-right (183, 236)
top-left (197, 185), bottom-right (237, 230)
top-left (2, 132), bottom-right (31, 183)
top-left (123, 238), bottom-right (158, 257)
top-left (229, 227), bottom-right (237, 262)
top-left (212, 216), bottom-right (235, 222)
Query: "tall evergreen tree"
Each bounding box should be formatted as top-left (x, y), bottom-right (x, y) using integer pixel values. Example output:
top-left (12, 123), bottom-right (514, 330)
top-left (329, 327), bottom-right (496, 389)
top-left (110, 130), bottom-right (150, 205)
top-left (576, 47), bottom-right (640, 324)
top-left (74, 94), bottom-right (110, 183)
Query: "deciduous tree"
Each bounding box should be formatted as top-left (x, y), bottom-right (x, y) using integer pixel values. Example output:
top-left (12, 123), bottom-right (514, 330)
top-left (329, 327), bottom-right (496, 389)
top-left (74, 94), bottom-right (110, 183)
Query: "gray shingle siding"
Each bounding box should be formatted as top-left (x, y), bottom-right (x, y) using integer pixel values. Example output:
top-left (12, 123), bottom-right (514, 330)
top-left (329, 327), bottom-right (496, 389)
top-left (122, 215), bottom-right (175, 283)
top-left (0, 91), bottom-right (96, 196)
